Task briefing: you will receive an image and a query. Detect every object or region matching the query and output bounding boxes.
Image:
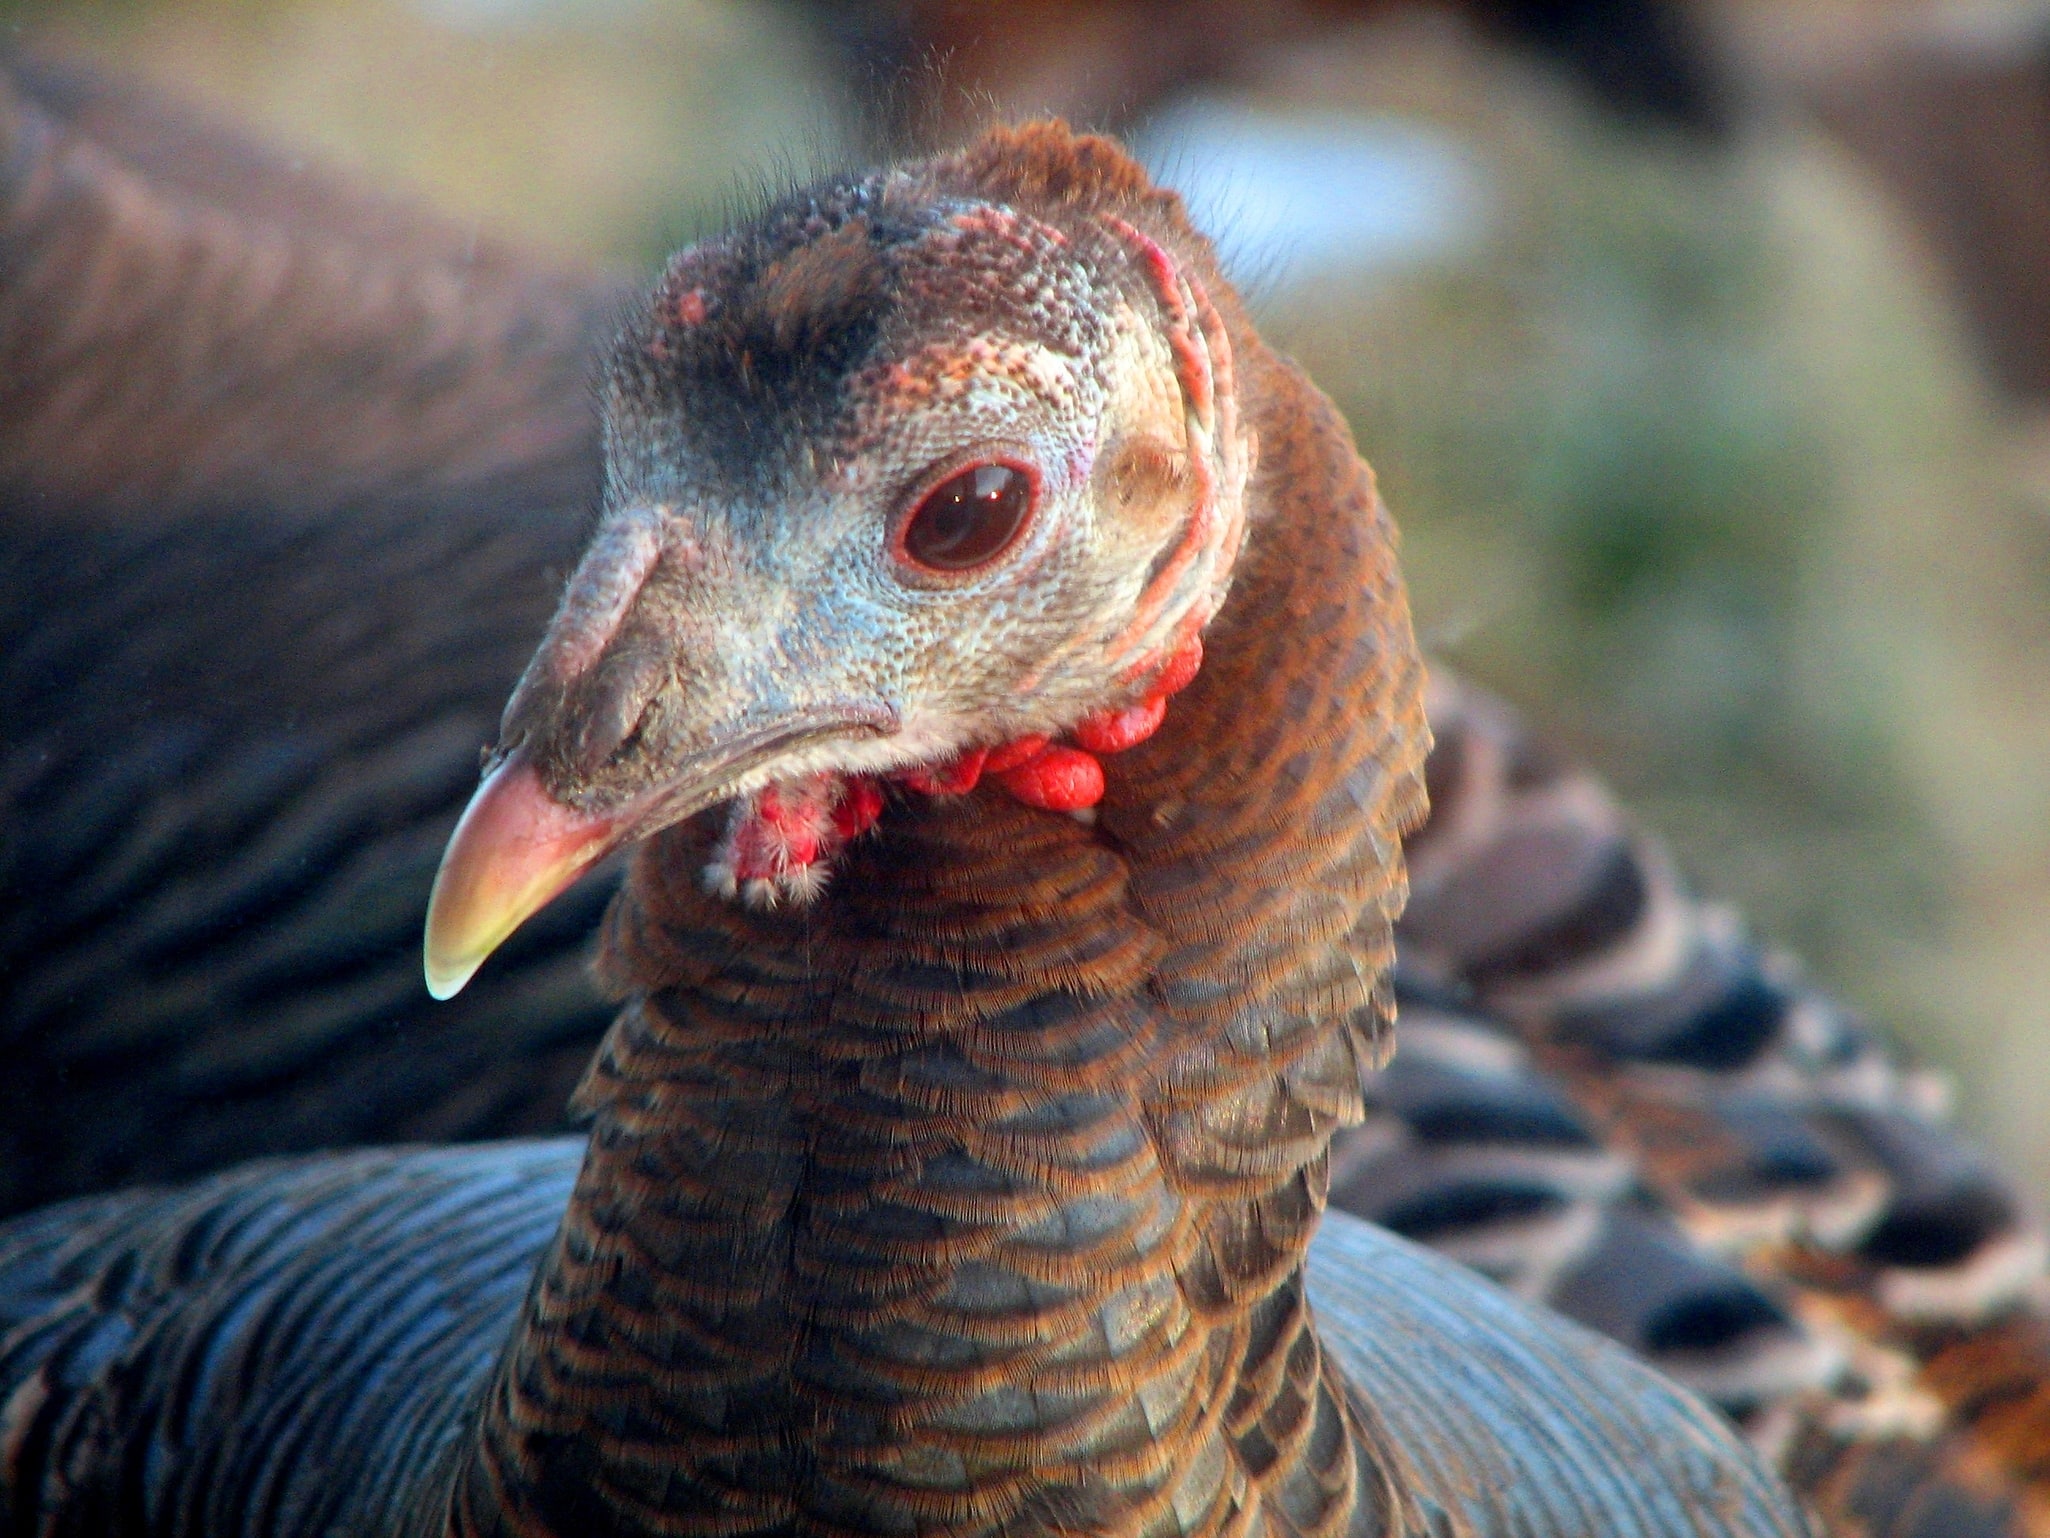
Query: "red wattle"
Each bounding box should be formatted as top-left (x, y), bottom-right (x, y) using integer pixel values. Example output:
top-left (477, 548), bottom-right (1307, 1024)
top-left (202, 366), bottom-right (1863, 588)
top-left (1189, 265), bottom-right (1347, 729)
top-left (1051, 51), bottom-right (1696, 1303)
top-left (1071, 696), bottom-right (1168, 755)
top-left (834, 778), bottom-right (885, 840)
top-left (998, 746), bottom-right (1105, 811)
top-left (890, 628), bottom-right (1204, 820)
top-left (1152, 634), bottom-right (1204, 699)
top-left (983, 735), bottom-right (1052, 773)
top-left (896, 746), bottom-right (988, 796)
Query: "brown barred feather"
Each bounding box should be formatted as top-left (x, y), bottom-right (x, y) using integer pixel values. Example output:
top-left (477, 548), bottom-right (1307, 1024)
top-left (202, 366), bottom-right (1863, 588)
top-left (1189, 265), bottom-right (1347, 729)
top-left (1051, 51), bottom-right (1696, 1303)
top-left (0, 62), bottom-right (1999, 1532)
top-left (1339, 670), bottom-right (2050, 1536)
top-left (0, 119), bottom-right (1809, 1537)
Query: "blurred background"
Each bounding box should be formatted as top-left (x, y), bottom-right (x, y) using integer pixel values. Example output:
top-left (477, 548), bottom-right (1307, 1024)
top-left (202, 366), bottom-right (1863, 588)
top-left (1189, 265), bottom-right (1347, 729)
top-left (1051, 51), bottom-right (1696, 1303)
top-left (6, 0), bottom-right (2050, 1186)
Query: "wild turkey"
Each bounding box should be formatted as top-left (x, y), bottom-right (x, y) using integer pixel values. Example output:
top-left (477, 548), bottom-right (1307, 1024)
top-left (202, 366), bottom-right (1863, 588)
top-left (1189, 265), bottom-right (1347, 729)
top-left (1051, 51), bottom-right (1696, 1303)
top-left (0, 122), bottom-right (1811, 1535)
top-left (0, 57), bottom-right (2039, 1536)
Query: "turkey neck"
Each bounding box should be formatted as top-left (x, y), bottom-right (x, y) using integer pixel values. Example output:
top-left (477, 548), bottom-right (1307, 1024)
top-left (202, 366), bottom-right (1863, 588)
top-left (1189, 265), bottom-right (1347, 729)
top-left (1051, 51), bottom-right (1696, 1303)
top-left (447, 335), bottom-right (1430, 1538)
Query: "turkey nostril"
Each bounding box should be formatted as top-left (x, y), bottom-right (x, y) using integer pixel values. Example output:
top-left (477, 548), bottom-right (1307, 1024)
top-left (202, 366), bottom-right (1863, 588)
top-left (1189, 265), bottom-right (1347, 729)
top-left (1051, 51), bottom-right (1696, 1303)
top-left (566, 646), bottom-right (670, 779)
top-left (571, 685), bottom-right (660, 778)
top-left (599, 706), bottom-right (653, 772)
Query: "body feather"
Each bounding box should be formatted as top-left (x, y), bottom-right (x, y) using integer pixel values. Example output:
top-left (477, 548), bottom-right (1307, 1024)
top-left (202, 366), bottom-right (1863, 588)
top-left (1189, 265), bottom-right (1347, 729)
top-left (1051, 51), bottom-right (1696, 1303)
top-left (0, 63), bottom-right (2028, 1533)
top-left (1, 118), bottom-right (1807, 1536)
top-left (0, 1143), bottom-right (1797, 1537)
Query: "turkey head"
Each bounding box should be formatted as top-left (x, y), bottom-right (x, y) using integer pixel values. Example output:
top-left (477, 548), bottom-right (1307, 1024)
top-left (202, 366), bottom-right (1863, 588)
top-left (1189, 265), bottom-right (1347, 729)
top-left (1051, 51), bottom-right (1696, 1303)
top-left (426, 128), bottom-right (1254, 997)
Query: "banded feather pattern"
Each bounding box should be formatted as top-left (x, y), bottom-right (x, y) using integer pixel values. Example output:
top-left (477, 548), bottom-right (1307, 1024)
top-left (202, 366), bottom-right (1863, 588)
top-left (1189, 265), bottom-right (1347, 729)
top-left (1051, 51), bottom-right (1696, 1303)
top-left (0, 55), bottom-right (617, 1215)
top-left (0, 119), bottom-right (1808, 1537)
top-left (0, 54), bottom-right (2027, 1534)
top-left (0, 1142), bottom-right (574, 1536)
top-left (0, 1143), bottom-right (1799, 1538)
top-left (1335, 673), bottom-right (2050, 1536)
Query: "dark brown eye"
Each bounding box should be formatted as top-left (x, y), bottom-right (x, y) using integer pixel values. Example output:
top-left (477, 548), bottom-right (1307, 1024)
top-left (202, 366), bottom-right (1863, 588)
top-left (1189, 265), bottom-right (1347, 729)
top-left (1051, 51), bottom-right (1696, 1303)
top-left (896, 460), bottom-right (1038, 573)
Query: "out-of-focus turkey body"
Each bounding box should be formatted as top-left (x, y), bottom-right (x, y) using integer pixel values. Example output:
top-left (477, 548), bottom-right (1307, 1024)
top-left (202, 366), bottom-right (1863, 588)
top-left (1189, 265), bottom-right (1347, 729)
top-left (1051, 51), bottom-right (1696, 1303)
top-left (1344, 677), bottom-right (2050, 1538)
top-left (0, 466), bottom-right (621, 1215)
top-left (0, 58), bottom-right (620, 1214)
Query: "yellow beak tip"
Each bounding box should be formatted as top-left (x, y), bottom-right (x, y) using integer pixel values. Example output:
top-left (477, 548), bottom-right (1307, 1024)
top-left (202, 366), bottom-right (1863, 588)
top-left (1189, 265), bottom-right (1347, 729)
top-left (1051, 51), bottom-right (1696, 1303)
top-left (420, 752), bottom-right (623, 1002)
top-left (423, 955), bottom-right (482, 1001)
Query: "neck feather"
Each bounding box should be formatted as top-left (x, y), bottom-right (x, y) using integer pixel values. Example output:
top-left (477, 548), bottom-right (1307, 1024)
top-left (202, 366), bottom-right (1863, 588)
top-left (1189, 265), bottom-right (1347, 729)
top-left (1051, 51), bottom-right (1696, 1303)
top-left (448, 331), bottom-right (1429, 1538)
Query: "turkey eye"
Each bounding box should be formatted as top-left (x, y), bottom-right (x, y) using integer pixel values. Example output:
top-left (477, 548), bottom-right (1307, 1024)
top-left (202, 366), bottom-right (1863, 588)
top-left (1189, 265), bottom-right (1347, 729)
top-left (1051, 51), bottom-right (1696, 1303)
top-left (897, 461), bottom-right (1037, 573)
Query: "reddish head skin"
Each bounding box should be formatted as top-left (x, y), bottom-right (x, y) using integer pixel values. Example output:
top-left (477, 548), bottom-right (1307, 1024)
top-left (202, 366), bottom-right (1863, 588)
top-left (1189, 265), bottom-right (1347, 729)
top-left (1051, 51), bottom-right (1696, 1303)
top-left (1072, 694), bottom-right (1169, 755)
top-left (994, 744), bottom-right (1105, 810)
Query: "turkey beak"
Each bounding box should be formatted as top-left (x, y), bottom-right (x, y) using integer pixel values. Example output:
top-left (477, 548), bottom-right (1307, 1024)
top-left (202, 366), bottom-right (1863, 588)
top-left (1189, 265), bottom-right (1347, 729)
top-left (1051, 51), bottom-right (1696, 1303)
top-left (424, 705), bottom-right (899, 997)
top-left (423, 751), bottom-right (625, 1000)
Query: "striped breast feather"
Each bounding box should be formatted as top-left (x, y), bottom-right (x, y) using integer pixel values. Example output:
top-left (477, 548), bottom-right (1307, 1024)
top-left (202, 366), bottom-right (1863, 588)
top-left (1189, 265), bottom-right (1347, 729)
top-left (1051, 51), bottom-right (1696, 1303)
top-left (0, 1136), bottom-right (1808, 1538)
top-left (1307, 1209), bottom-right (1810, 1537)
top-left (0, 1140), bottom-right (578, 1532)
top-left (1342, 668), bottom-right (2050, 1535)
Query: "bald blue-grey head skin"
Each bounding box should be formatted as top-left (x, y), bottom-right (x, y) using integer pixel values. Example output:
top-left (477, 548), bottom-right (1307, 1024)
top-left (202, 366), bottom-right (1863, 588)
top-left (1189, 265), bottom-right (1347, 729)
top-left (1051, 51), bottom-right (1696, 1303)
top-left (426, 165), bottom-right (1253, 996)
